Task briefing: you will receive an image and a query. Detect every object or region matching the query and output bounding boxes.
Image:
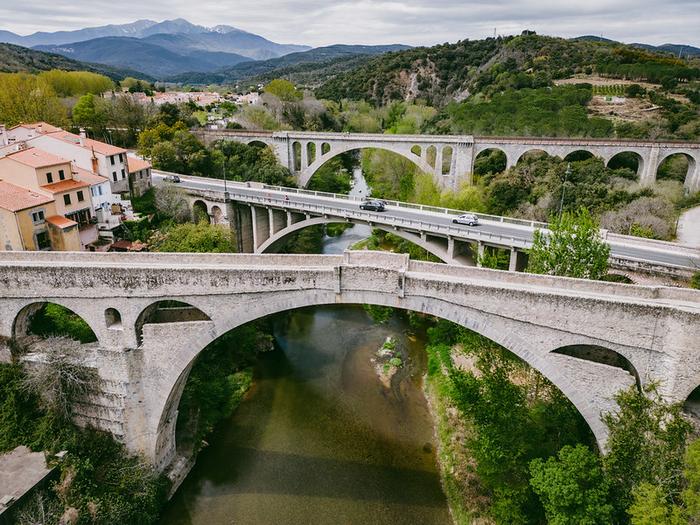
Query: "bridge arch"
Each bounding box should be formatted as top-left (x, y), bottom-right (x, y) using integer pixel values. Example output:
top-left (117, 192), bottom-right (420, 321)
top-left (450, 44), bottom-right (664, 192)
top-left (192, 200), bottom-right (209, 223)
top-left (11, 301), bottom-right (99, 346)
top-left (516, 149), bottom-right (553, 164)
top-left (473, 148), bottom-right (508, 177)
top-left (299, 144), bottom-right (436, 188)
top-left (149, 290), bottom-right (613, 469)
top-left (552, 344), bottom-right (641, 388)
top-left (657, 151), bottom-right (698, 187)
top-left (135, 300), bottom-right (212, 346)
top-left (608, 151), bottom-right (645, 179)
top-left (255, 216), bottom-right (456, 264)
top-left (563, 150), bottom-right (595, 163)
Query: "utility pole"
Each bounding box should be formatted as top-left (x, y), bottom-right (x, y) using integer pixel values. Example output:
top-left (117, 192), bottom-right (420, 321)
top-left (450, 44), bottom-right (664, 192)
top-left (559, 162), bottom-right (572, 218)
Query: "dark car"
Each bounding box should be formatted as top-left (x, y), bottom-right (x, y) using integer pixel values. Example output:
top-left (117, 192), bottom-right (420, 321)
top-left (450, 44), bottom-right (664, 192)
top-left (360, 199), bottom-right (386, 212)
top-left (164, 175), bottom-right (181, 183)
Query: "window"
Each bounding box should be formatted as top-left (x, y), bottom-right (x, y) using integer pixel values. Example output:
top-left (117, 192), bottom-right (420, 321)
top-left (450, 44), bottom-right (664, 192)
top-left (112, 172), bottom-right (117, 181)
top-left (46, 172), bottom-right (53, 183)
top-left (63, 194), bottom-right (71, 206)
top-left (91, 187), bottom-right (96, 197)
top-left (110, 156), bottom-right (115, 165)
top-left (98, 186), bottom-right (103, 195)
top-left (121, 169), bottom-right (125, 179)
top-left (36, 231), bottom-right (50, 250)
top-left (77, 191), bottom-right (84, 202)
top-left (31, 210), bottom-right (45, 223)
top-left (59, 169), bottom-right (65, 180)
top-left (119, 153), bottom-right (125, 162)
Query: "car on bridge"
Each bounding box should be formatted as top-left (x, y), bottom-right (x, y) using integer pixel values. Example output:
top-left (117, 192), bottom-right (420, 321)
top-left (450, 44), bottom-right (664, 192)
top-left (359, 199), bottom-right (386, 212)
top-left (452, 213), bottom-right (480, 226)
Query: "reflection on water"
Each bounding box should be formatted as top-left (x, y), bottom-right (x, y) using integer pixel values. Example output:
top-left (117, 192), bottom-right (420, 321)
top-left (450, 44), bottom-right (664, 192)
top-left (162, 308), bottom-right (450, 525)
top-left (160, 167), bottom-right (450, 524)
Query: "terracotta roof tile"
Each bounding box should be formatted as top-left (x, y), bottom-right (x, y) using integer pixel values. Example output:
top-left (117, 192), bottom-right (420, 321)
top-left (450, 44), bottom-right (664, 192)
top-left (0, 180), bottom-right (54, 212)
top-left (127, 156), bottom-right (151, 173)
top-left (72, 166), bottom-right (108, 186)
top-left (46, 215), bottom-right (77, 229)
top-left (45, 131), bottom-right (126, 156)
top-left (4, 147), bottom-right (69, 168)
top-left (41, 179), bottom-right (90, 194)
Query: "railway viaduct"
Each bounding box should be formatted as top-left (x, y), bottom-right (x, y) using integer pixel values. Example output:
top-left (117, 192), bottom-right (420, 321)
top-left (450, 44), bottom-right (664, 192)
top-left (195, 130), bottom-right (700, 192)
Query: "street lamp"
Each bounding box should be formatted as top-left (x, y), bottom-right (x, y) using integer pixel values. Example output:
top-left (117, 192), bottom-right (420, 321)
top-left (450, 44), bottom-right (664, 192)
top-left (558, 162), bottom-right (572, 218)
top-left (220, 147), bottom-right (229, 200)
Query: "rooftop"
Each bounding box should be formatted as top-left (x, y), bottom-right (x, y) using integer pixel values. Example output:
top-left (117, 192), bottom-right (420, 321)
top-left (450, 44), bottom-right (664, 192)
top-left (127, 156), bottom-right (151, 173)
top-left (72, 165), bottom-right (108, 186)
top-left (0, 446), bottom-right (55, 516)
top-left (0, 180), bottom-right (54, 212)
top-left (3, 147), bottom-right (69, 168)
top-left (9, 122), bottom-right (62, 134)
top-left (41, 178), bottom-right (90, 194)
top-left (46, 215), bottom-right (77, 229)
top-left (44, 131), bottom-right (126, 157)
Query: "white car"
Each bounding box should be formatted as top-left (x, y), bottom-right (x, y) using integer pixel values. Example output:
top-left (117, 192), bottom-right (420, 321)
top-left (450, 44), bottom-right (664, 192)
top-left (452, 213), bottom-right (480, 226)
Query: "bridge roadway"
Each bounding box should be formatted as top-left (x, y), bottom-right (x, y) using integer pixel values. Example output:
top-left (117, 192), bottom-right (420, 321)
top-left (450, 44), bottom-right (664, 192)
top-left (153, 171), bottom-right (700, 275)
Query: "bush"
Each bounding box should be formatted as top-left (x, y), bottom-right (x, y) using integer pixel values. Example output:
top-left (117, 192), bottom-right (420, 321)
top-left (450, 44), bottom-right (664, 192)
top-left (691, 272), bottom-right (700, 290)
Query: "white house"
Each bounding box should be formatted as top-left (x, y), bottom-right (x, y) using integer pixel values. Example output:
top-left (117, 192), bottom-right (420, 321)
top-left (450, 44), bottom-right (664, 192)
top-left (26, 130), bottom-right (131, 196)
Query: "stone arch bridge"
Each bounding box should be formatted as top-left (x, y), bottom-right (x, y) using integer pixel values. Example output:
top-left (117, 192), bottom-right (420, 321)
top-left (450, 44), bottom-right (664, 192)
top-left (195, 130), bottom-right (700, 192)
top-left (1, 251), bottom-right (699, 484)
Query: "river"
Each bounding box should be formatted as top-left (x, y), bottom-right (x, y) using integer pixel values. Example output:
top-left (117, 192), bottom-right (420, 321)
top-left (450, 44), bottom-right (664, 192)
top-left (160, 169), bottom-right (451, 524)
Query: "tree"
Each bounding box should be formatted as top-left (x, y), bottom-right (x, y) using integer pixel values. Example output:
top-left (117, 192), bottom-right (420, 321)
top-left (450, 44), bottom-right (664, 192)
top-left (151, 222), bottom-right (235, 253)
top-left (603, 384), bottom-right (692, 520)
top-left (21, 336), bottom-right (98, 420)
top-left (691, 272), bottom-right (700, 290)
top-left (0, 73), bottom-right (67, 127)
top-left (628, 483), bottom-right (686, 525)
top-left (154, 184), bottom-right (192, 223)
top-left (264, 79), bottom-right (302, 102)
top-left (71, 93), bottom-right (106, 130)
top-left (530, 444), bottom-right (614, 525)
top-left (528, 208), bottom-right (610, 280)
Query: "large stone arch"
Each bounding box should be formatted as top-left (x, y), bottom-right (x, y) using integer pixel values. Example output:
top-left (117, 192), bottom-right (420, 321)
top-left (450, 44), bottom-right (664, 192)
top-left (657, 150), bottom-right (699, 190)
top-left (607, 150), bottom-right (646, 179)
top-left (299, 144), bottom-right (436, 188)
top-left (134, 300), bottom-right (211, 346)
top-left (143, 289), bottom-right (619, 469)
top-left (11, 300), bottom-right (100, 345)
top-left (255, 216), bottom-right (456, 263)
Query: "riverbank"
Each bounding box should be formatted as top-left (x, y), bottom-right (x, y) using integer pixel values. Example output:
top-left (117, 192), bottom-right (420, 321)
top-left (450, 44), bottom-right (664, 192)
top-left (423, 344), bottom-right (491, 524)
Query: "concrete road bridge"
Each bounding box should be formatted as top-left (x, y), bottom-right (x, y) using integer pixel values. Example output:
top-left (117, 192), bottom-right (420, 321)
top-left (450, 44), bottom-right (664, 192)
top-left (154, 171), bottom-right (700, 277)
top-left (1, 250), bottom-right (699, 484)
top-left (194, 130), bottom-right (700, 192)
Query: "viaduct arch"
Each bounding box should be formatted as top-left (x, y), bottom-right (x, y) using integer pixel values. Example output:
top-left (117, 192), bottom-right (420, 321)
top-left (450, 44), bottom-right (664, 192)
top-left (1, 251), bottom-right (699, 481)
top-left (195, 130), bottom-right (700, 193)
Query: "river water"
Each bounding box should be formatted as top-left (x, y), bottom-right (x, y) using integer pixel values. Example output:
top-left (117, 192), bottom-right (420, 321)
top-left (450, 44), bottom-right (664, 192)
top-left (160, 169), bottom-right (451, 524)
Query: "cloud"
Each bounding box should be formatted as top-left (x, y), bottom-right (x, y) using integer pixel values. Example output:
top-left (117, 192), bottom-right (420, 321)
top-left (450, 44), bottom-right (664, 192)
top-left (1, 0), bottom-right (699, 47)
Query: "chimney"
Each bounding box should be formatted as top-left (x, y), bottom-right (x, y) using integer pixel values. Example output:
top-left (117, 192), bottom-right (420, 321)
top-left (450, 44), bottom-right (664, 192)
top-left (79, 128), bottom-right (86, 147)
top-left (91, 155), bottom-right (99, 174)
top-left (0, 125), bottom-right (6, 147)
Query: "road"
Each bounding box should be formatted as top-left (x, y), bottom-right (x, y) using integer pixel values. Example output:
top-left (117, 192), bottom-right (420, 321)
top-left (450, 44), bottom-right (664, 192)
top-left (153, 171), bottom-right (700, 272)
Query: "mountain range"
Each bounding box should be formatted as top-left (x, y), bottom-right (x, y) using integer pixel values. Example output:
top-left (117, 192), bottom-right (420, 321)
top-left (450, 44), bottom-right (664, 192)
top-left (574, 35), bottom-right (700, 57)
top-left (0, 18), bottom-right (312, 76)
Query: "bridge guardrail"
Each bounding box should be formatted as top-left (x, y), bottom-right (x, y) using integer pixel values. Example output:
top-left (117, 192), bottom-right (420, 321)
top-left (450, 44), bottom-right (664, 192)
top-left (256, 183), bottom-right (549, 229)
top-left (153, 170), bottom-right (700, 265)
top-left (227, 191), bottom-right (534, 251)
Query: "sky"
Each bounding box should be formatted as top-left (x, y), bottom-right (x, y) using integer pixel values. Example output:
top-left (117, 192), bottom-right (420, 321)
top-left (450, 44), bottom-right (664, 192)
top-left (2, 0), bottom-right (700, 48)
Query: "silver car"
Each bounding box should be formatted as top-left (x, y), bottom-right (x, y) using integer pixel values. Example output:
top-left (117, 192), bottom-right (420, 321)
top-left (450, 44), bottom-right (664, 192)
top-left (452, 213), bottom-right (479, 226)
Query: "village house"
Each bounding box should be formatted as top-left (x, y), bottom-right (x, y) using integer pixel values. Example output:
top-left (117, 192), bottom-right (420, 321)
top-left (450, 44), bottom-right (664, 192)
top-left (0, 180), bottom-right (80, 251)
top-left (0, 147), bottom-right (98, 248)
